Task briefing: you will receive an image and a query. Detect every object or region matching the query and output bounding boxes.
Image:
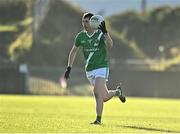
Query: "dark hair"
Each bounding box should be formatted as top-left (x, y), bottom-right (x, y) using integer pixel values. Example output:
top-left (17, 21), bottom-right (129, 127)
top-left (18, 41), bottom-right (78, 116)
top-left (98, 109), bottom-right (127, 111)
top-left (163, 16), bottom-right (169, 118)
top-left (82, 12), bottom-right (94, 20)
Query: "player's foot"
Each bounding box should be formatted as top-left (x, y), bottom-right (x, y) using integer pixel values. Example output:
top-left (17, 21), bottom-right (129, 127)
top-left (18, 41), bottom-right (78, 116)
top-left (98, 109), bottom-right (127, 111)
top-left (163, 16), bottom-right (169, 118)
top-left (116, 83), bottom-right (126, 103)
top-left (90, 120), bottom-right (101, 125)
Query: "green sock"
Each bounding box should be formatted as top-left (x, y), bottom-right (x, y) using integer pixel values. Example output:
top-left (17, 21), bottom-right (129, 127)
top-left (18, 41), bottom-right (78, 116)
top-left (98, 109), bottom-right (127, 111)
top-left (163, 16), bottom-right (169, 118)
top-left (96, 116), bottom-right (101, 122)
top-left (115, 90), bottom-right (120, 96)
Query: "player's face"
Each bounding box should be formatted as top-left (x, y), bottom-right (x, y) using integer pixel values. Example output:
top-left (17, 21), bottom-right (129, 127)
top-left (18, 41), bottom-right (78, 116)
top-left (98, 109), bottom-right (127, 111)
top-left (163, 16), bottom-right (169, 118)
top-left (82, 18), bottom-right (92, 31)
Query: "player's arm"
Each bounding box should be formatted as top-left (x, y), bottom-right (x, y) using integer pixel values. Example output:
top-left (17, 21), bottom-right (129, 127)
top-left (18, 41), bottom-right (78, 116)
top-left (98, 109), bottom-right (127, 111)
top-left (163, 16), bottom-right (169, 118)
top-left (104, 33), bottom-right (113, 48)
top-left (99, 21), bottom-right (113, 48)
top-left (67, 45), bottom-right (80, 67)
top-left (64, 45), bottom-right (80, 79)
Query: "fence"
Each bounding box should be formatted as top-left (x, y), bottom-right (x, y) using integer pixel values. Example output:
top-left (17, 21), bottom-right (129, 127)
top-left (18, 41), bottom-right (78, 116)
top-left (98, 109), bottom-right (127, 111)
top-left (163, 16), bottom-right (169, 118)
top-left (0, 64), bottom-right (29, 94)
top-left (1, 63), bottom-right (180, 98)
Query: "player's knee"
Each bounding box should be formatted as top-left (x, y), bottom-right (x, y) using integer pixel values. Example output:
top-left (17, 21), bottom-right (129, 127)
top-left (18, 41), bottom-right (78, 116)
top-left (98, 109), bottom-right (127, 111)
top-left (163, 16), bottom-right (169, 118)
top-left (103, 99), bottom-right (108, 102)
top-left (102, 96), bottom-right (109, 102)
top-left (94, 89), bottom-right (108, 102)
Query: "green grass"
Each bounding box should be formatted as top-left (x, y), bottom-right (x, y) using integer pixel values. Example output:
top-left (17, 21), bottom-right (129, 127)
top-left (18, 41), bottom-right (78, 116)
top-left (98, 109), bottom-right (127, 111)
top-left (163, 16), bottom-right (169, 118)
top-left (0, 95), bottom-right (180, 133)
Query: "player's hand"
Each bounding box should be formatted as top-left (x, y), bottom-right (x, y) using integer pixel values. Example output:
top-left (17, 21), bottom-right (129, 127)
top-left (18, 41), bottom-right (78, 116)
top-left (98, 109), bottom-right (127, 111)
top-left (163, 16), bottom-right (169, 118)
top-left (98, 21), bottom-right (107, 34)
top-left (64, 66), bottom-right (71, 79)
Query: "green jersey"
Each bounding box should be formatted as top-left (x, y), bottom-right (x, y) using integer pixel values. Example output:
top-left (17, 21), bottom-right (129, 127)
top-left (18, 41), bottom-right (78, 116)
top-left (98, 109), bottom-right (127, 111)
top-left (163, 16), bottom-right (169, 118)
top-left (75, 30), bottom-right (108, 71)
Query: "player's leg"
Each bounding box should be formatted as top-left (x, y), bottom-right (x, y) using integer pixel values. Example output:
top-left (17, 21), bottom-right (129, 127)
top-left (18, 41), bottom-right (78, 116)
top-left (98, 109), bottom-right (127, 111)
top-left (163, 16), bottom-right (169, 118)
top-left (88, 68), bottom-right (125, 124)
top-left (91, 77), bottom-right (126, 125)
top-left (91, 77), bottom-right (117, 124)
top-left (95, 78), bottom-right (126, 103)
top-left (93, 90), bottom-right (103, 124)
top-left (116, 83), bottom-right (126, 103)
top-left (91, 77), bottom-right (104, 124)
top-left (94, 77), bottom-right (115, 102)
top-left (91, 76), bottom-right (114, 124)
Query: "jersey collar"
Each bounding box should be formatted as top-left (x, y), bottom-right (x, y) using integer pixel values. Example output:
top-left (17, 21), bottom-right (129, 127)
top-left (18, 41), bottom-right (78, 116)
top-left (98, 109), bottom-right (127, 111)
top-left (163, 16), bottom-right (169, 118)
top-left (84, 30), bottom-right (98, 38)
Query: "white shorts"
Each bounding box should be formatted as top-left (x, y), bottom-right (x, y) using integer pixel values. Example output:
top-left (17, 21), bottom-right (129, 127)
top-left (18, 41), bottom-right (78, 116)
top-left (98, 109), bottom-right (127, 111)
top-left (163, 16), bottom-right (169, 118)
top-left (86, 67), bottom-right (109, 86)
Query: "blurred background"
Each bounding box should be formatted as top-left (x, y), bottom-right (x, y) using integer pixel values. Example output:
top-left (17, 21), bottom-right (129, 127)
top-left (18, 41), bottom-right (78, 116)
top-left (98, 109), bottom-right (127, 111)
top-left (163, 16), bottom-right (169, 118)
top-left (0, 0), bottom-right (180, 98)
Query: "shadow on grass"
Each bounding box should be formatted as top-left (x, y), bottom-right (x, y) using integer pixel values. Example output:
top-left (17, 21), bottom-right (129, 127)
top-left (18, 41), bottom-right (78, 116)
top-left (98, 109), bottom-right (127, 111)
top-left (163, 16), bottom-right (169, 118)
top-left (121, 125), bottom-right (180, 133)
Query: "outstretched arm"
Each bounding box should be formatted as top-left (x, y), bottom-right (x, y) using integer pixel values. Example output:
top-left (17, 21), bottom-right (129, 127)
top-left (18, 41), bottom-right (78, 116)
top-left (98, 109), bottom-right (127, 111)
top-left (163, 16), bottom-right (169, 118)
top-left (64, 45), bottom-right (80, 79)
top-left (67, 45), bottom-right (80, 67)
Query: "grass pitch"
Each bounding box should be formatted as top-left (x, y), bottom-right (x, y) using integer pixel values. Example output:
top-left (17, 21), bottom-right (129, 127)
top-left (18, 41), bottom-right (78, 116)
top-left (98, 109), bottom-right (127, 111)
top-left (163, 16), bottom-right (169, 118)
top-left (0, 95), bottom-right (180, 133)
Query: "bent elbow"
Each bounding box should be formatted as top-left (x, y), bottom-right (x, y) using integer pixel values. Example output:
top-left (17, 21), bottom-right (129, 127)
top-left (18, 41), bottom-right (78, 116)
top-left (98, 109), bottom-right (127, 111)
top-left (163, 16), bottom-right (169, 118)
top-left (110, 42), bottom-right (113, 48)
top-left (107, 41), bottom-right (113, 48)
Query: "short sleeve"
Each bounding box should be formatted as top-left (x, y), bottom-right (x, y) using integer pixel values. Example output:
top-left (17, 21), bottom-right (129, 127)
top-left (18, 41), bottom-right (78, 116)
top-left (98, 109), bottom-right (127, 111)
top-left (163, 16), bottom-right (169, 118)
top-left (74, 34), bottom-right (81, 47)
